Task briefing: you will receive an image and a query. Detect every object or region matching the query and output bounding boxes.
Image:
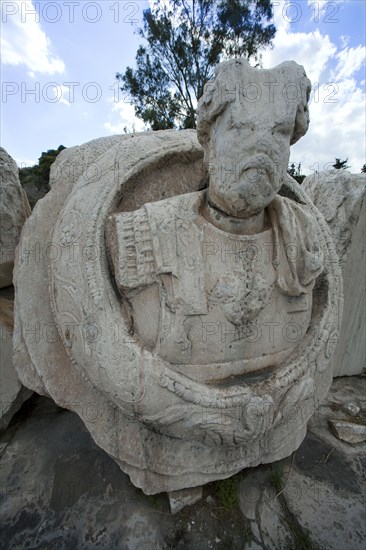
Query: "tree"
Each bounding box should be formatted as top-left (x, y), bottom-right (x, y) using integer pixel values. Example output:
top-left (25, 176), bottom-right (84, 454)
top-left (361, 164), bottom-right (366, 173)
top-left (287, 162), bottom-right (305, 185)
top-left (332, 157), bottom-right (349, 170)
top-left (288, 162), bottom-right (296, 178)
top-left (19, 145), bottom-right (66, 208)
top-left (34, 145), bottom-right (66, 189)
top-left (116, 0), bottom-right (276, 130)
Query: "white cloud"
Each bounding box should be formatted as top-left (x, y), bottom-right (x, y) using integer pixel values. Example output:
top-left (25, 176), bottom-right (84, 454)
top-left (261, 25), bottom-right (337, 84)
top-left (340, 35), bottom-right (350, 48)
top-left (104, 99), bottom-right (147, 134)
top-left (331, 45), bottom-right (366, 81)
top-left (262, 2), bottom-right (365, 174)
top-left (15, 158), bottom-right (37, 168)
top-left (292, 76), bottom-right (366, 172)
top-left (1, 0), bottom-right (65, 75)
top-left (56, 85), bottom-right (72, 106)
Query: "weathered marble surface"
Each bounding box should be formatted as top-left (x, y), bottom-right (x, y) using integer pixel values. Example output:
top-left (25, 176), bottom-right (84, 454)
top-left (0, 148), bottom-right (31, 430)
top-left (13, 60), bottom-right (342, 496)
top-left (0, 289), bottom-right (31, 431)
top-left (303, 170), bottom-right (365, 377)
top-left (0, 147), bottom-right (30, 288)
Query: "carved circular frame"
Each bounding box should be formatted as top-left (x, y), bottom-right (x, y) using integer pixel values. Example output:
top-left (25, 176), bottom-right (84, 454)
top-left (14, 131), bottom-right (342, 492)
top-left (50, 134), bottom-right (342, 444)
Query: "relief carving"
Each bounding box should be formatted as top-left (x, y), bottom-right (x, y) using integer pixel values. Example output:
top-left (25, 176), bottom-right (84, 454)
top-left (13, 60), bottom-right (342, 496)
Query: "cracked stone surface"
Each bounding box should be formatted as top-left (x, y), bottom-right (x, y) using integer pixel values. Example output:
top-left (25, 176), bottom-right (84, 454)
top-left (0, 147), bottom-right (31, 289)
top-left (0, 147), bottom-right (32, 430)
top-left (303, 169), bottom-right (366, 378)
top-left (1, 375), bottom-right (365, 549)
top-left (0, 289), bottom-right (32, 432)
top-left (328, 420), bottom-right (366, 444)
top-left (13, 61), bottom-right (342, 495)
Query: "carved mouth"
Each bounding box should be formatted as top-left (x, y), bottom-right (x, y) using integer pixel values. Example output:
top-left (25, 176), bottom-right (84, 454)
top-left (239, 155), bottom-right (276, 186)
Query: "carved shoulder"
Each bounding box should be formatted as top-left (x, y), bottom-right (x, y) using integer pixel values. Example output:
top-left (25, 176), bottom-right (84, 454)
top-left (106, 207), bottom-right (157, 291)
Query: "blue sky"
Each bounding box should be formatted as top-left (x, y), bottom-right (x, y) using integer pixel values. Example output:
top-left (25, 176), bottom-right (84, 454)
top-left (1, 0), bottom-right (365, 174)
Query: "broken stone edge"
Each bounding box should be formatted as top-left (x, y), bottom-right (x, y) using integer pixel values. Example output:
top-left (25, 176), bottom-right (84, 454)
top-left (13, 131), bottom-right (343, 493)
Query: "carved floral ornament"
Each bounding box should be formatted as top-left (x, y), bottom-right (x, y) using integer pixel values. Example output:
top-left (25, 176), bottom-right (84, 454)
top-left (14, 60), bottom-right (342, 494)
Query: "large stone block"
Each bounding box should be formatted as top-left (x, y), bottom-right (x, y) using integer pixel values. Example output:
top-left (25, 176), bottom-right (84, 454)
top-left (13, 61), bottom-right (342, 498)
top-left (303, 170), bottom-right (365, 377)
top-left (0, 290), bottom-right (31, 430)
top-left (0, 148), bottom-right (31, 430)
top-left (0, 147), bottom-right (31, 288)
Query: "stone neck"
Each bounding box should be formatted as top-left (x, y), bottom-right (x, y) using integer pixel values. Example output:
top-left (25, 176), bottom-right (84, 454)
top-left (201, 192), bottom-right (267, 235)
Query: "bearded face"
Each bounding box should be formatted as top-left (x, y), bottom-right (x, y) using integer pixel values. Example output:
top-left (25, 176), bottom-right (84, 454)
top-left (207, 101), bottom-right (293, 218)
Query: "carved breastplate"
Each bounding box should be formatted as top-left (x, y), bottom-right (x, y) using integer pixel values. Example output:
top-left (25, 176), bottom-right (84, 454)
top-left (204, 224), bottom-right (274, 325)
top-left (156, 221), bottom-right (313, 375)
top-left (108, 194), bottom-right (316, 382)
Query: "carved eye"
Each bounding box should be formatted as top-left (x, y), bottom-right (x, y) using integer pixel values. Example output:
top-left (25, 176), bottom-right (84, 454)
top-left (227, 118), bottom-right (252, 135)
top-left (273, 122), bottom-right (291, 135)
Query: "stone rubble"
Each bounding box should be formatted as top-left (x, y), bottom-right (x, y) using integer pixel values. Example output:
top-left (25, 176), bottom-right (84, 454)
top-left (1, 375), bottom-right (364, 548)
top-left (328, 419), bottom-right (366, 444)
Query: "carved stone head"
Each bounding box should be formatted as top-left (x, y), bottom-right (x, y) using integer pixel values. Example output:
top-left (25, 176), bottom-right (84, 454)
top-left (13, 62), bottom-right (342, 501)
top-left (197, 59), bottom-right (311, 218)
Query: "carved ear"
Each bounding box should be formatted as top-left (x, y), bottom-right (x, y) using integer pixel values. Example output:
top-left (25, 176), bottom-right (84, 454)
top-left (200, 82), bottom-right (216, 107)
top-left (291, 82), bottom-right (311, 145)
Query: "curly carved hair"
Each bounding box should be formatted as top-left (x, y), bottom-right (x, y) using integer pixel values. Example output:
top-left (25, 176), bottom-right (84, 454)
top-left (197, 59), bottom-right (312, 158)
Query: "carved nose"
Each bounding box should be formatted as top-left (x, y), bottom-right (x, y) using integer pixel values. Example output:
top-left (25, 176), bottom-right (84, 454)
top-left (257, 137), bottom-right (271, 152)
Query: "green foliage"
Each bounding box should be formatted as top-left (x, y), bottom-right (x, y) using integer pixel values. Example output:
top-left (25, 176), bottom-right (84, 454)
top-left (218, 0), bottom-right (277, 59)
top-left (145, 493), bottom-right (161, 509)
top-left (287, 162), bottom-right (306, 184)
top-left (19, 145), bottom-right (66, 207)
top-left (117, 0), bottom-right (276, 130)
top-left (36, 145), bottom-right (66, 188)
top-left (216, 476), bottom-right (240, 510)
top-left (361, 164), bottom-right (366, 173)
top-left (271, 466), bottom-right (284, 493)
top-left (283, 520), bottom-right (317, 550)
top-left (332, 157), bottom-right (349, 170)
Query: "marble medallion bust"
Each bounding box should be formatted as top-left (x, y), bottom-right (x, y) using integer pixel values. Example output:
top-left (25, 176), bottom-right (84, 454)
top-left (14, 59), bottom-right (342, 498)
top-left (107, 59), bottom-right (322, 382)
